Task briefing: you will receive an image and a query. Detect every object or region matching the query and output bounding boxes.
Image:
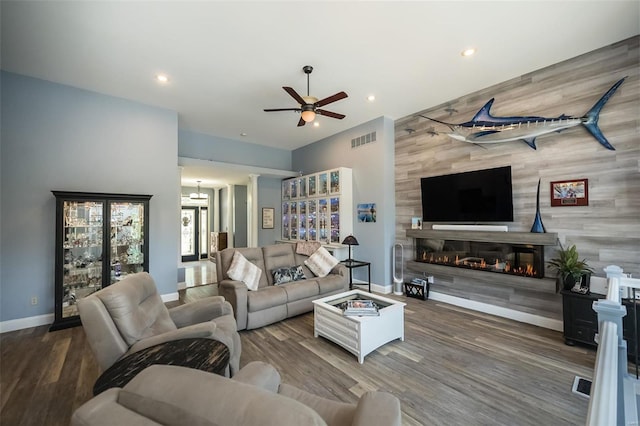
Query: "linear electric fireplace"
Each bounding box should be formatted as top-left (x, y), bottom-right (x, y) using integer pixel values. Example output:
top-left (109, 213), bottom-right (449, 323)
top-left (415, 238), bottom-right (545, 279)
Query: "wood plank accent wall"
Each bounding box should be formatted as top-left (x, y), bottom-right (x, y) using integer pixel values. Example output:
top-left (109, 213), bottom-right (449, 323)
top-left (394, 36), bottom-right (639, 320)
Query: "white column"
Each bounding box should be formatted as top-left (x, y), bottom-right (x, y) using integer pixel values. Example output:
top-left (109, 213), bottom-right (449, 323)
top-left (213, 188), bottom-right (220, 232)
top-left (248, 174), bottom-right (260, 247)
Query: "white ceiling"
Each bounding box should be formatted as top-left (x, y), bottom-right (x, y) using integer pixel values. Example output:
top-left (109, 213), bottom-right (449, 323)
top-left (2, 1), bottom-right (639, 187)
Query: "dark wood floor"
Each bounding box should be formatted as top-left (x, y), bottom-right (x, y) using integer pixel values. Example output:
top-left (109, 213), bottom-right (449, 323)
top-left (1, 285), bottom-right (597, 425)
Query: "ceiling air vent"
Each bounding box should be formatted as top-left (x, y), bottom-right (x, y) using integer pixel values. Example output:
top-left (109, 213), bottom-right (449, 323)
top-left (351, 131), bottom-right (376, 148)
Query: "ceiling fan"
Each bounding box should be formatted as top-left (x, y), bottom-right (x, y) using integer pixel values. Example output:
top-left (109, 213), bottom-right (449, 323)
top-left (264, 65), bottom-right (348, 127)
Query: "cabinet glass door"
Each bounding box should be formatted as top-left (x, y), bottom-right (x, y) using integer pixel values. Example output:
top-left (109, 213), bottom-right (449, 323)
top-left (290, 202), bottom-right (298, 239)
top-left (291, 179), bottom-right (298, 199)
top-left (330, 197), bottom-right (340, 243)
top-left (308, 200), bottom-right (317, 241)
top-left (318, 198), bottom-right (328, 242)
top-left (318, 172), bottom-right (328, 196)
top-left (299, 201), bottom-right (307, 240)
top-left (282, 202), bottom-right (290, 239)
top-left (308, 175), bottom-right (317, 197)
top-left (298, 177), bottom-right (307, 198)
top-left (282, 180), bottom-right (291, 200)
top-left (62, 200), bottom-right (104, 319)
top-left (111, 201), bottom-right (146, 283)
top-left (330, 170), bottom-right (340, 194)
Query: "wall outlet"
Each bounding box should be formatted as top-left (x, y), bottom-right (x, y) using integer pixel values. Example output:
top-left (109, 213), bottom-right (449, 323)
top-left (31, 296), bottom-right (38, 305)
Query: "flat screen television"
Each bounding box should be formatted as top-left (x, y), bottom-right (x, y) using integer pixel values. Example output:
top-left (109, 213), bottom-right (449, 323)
top-left (421, 166), bottom-right (513, 222)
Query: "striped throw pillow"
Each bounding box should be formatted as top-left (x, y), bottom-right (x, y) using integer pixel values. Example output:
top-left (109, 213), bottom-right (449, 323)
top-left (227, 251), bottom-right (261, 291)
top-left (304, 247), bottom-right (339, 278)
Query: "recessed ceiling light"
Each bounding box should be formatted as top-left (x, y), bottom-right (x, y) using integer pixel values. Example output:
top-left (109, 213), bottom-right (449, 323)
top-left (156, 74), bottom-right (169, 83)
top-left (367, 95), bottom-right (376, 102)
top-left (461, 48), bottom-right (476, 57)
top-left (240, 132), bottom-right (247, 137)
top-left (313, 122), bottom-right (320, 127)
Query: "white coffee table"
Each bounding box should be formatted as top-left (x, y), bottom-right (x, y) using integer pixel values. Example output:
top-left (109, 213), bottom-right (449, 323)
top-left (312, 290), bottom-right (406, 363)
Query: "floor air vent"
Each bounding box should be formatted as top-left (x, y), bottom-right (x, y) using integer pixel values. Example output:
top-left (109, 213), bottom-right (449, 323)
top-left (351, 131), bottom-right (376, 148)
top-left (572, 376), bottom-right (591, 399)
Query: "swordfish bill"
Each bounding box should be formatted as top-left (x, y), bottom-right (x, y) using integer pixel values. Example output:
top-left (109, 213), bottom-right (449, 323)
top-left (420, 77), bottom-right (626, 150)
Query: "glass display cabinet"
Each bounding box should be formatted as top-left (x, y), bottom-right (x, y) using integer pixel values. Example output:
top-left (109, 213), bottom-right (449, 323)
top-left (50, 191), bottom-right (151, 331)
top-left (281, 167), bottom-right (352, 244)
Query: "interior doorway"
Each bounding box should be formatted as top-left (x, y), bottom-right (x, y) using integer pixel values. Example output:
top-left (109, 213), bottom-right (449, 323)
top-left (181, 205), bottom-right (210, 262)
top-left (181, 206), bottom-right (199, 262)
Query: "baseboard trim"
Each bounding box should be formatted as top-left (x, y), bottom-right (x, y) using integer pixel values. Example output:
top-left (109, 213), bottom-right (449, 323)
top-left (429, 291), bottom-right (563, 331)
top-left (0, 313), bottom-right (54, 334)
top-left (1, 292), bottom-right (181, 334)
top-left (351, 279), bottom-right (391, 294)
top-left (161, 292), bottom-right (179, 303)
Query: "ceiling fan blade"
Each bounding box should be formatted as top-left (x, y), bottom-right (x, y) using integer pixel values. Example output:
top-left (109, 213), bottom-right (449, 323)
top-left (297, 117), bottom-right (306, 127)
top-left (283, 87), bottom-right (306, 105)
top-left (315, 91), bottom-right (348, 108)
top-left (264, 108), bottom-right (301, 112)
top-left (316, 109), bottom-right (346, 120)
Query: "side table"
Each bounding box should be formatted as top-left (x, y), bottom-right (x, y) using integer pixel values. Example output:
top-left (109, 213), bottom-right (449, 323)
top-left (93, 338), bottom-right (229, 395)
top-left (340, 259), bottom-right (371, 292)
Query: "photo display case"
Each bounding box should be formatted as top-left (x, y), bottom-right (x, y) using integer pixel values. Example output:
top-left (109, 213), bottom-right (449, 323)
top-left (281, 167), bottom-right (352, 244)
top-left (50, 191), bottom-right (151, 331)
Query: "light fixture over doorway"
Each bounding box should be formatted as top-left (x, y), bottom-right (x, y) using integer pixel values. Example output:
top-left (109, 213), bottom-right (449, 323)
top-left (189, 180), bottom-right (208, 200)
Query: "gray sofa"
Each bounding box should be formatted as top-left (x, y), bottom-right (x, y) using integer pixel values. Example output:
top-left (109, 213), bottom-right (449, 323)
top-left (216, 244), bottom-right (349, 330)
top-left (71, 362), bottom-right (402, 426)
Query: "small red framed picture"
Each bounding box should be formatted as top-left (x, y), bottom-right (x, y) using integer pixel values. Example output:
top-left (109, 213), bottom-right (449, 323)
top-left (550, 179), bottom-right (589, 207)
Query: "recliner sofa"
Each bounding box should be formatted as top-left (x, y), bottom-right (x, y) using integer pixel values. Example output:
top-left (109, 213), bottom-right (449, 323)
top-left (78, 272), bottom-right (241, 376)
top-left (71, 361), bottom-right (402, 426)
top-left (216, 244), bottom-right (349, 330)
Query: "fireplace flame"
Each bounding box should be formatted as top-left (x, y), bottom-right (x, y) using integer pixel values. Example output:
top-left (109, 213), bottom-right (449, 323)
top-left (416, 246), bottom-right (540, 279)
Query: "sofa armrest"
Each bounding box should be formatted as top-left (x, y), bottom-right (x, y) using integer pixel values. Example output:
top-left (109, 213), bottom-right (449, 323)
top-left (126, 322), bottom-right (232, 357)
top-left (351, 391), bottom-right (402, 426)
top-left (168, 296), bottom-right (232, 328)
top-left (218, 280), bottom-right (249, 330)
top-left (232, 361), bottom-right (281, 392)
top-left (330, 263), bottom-right (348, 278)
top-left (71, 388), bottom-right (157, 426)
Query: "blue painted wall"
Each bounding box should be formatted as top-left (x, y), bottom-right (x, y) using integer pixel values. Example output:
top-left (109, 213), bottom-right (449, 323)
top-left (0, 71), bottom-right (180, 324)
top-left (257, 177), bottom-right (283, 247)
top-left (292, 117), bottom-right (396, 290)
top-left (179, 129), bottom-right (292, 171)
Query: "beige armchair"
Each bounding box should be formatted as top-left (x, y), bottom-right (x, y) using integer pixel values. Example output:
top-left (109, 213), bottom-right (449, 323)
top-left (77, 272), bottom-right (241, 376)
top-left (72, 361), bottom-right (402, 426)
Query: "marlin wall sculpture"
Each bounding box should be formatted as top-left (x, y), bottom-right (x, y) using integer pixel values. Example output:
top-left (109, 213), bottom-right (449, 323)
top-left (420, 77), bottom-right (626, 150)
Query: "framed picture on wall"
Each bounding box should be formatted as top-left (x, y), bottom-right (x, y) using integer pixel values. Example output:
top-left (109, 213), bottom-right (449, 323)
top-left (262, 207), bottom-right (275, 229)
top-left (550, 179), bottom-right (589, 207)
top-left (357, 203), bottom-right (377, 223)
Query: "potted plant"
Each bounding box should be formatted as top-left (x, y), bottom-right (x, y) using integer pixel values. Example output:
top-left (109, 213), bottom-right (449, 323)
top-left (547, 242), bottom-right (594, 292)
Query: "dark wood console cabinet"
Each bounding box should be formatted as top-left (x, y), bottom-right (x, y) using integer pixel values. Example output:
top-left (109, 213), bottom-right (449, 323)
top-left (561, 290), bottom-right (639, 358)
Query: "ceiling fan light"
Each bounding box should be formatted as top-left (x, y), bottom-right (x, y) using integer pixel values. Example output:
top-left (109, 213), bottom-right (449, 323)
top-left (301, 110), bottom-right (316, 122)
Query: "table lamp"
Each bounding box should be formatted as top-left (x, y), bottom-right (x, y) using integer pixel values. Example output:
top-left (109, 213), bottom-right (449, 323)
top-left (341, 235), bottom-right (359, 261)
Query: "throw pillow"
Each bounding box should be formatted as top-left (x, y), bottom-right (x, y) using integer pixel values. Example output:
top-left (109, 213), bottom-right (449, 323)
top-left (304, 247), bottom-right (339, 278)
top-left (296, 241), bottom-right (322, 257)
top-left (227, 251), bottom-right (261, 291)
top-left (272, 265), bottom-right (307, 285)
